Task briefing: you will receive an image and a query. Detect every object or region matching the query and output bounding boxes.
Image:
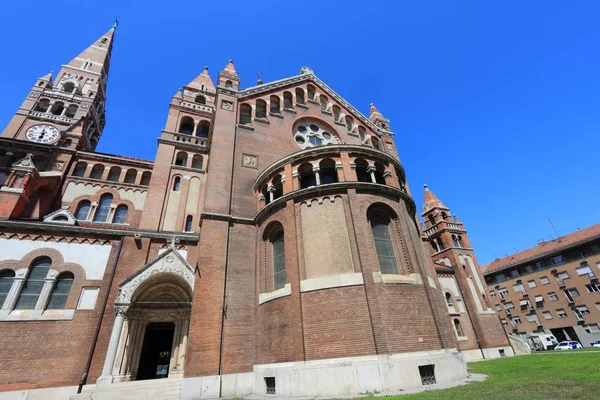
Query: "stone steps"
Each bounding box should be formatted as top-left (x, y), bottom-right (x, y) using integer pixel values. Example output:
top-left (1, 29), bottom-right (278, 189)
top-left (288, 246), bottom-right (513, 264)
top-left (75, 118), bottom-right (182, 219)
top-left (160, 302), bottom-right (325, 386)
top-left (70, 378), bottom-right (181, 400)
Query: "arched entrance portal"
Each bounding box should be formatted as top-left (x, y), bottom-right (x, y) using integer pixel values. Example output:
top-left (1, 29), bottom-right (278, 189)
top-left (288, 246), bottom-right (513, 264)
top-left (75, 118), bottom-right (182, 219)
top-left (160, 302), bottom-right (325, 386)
top-left (112, 274), bottom-right (192, 382)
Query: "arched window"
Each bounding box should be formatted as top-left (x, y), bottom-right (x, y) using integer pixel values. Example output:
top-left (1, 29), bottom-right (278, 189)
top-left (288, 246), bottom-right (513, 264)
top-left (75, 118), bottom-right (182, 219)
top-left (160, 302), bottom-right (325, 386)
top-left (453, 319), bottom-right (464, 337)
top-left (295, 88), bottom-right (305, 104)
top-left (75, 200), bottom-right (91, 220)
top-left (191, 155), bottom-right (203, 169)
top-left (46, 272), bottom-right (74, 310)
top-left (332, 105), bottom-right (341, 121)
top-left (195, 95), bottom-right (206, 104)
top-left (35, 98), bottom-right (50, 112)
top-left (65, 104), bottom-right (78, 118)
top-left (445, 293), bottom-right (454, 308)
top-left (452, 235), bottom-right (460, 248)
top-left (140, 171), bottom-right (152, 186)
top-left (270, 95), bottom-right (281, 114)
top-left (262, 185), bottom-right (270, 206)
top-left (0, 270), bottom-right (15, 309)
top-left (225, 80), bottom-right (233, 89)
top-left (371, 136), bottom-right (380, 150)
top-left (441, 212), bottom-right (448, 220)
top-left (124, 169), bottom-right (137, 184)
top-left (73, 162), bottom-right (87, 177)
top-left (345, 116), bottom-right (354, 132)
top-left (50, 102), bottom-right (65, 116)
top-left (283, 91), bottom-right (293, 109)
top-left (320, 95), bottom-right (328, 112)
top-left (175, 151), bottom-right (188, 166)
top-left (369, 213), bottom-right (399, 274)
top-left (271, 174), bottom-right (283, 201)
top-left (319, 158), bottom-right (338, 184)
top-left (94, 194), bottom-right (113, 222)
top-left (179, 116), bottom-right (195, 135)
top-left (197, 120), bottom-right (210, 138)
top-left (112, 205), bottom-right (128, 224)
top-left (185, 215), bottom-right (193, 232)
top-left (358, 127), bottom-right (366, 143)
top-left (15, 257), bottom-right (51, 310)
top-left (172, 177), bottom-right (181, 191)
top-left (90, 164), bottom-right (104, 180)
top-left (307, 84), bottom-right (316, 101)
top-left (373, 162), bottom-right (386, 185)
top-left (271, 231), bottom-right (286, 290)
top-left (298, 163), bottom-right (316, 189)
top-left (354, 158), bottom-right (371, 183)
top-left (240, 104), bottom-right (252, 125)
top-left (256, 99), bottom-right (267, 119)
top-left (107, 166), bottom-right (121, 182)
top-left (458, 235), bottom-right (464, 248)
top-left (428, 214), bottom-right (435, 226)
top-left (62, 82), bottom-right (75, 93)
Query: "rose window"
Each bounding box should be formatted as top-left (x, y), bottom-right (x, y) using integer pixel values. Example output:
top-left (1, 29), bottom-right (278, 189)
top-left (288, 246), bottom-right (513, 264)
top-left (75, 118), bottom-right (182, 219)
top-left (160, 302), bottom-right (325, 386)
top-left (293, 121), bottom-right (340, 149)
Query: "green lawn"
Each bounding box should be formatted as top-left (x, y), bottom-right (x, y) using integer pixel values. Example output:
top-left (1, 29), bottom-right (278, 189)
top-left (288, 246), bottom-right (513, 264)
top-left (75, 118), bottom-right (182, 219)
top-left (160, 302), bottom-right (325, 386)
top-left (395, 351), bottom-right (600, 400)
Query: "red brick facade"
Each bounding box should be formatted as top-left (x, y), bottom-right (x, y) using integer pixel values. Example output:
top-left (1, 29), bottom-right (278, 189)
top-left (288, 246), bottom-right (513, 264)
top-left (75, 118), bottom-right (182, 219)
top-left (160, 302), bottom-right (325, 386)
top-left (0, 26), bottom-right (510, 397)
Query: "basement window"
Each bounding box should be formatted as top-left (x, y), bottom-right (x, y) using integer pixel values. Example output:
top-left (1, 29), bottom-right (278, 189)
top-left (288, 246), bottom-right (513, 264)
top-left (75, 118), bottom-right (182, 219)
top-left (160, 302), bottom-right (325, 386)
top-left (265, 377), bottom-right (276, 395)
top-left (419, 364), bottom-right (436, 386)
top-left (499, 349), bottom-right (506, 357)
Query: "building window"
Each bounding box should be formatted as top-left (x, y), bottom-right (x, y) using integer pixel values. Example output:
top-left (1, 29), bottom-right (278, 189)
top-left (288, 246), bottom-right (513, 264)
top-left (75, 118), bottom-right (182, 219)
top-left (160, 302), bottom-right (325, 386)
top-left (542, 311), bottom-right (553, 320)
top-left (295, 88), bottom-right (305, 104)
top-left (540, 276), bottom-right (550, 285)
top-left (0, 270), bottom-right (15, 309)
top-left (140, 171), bottom-right (152, 186)
top-left (15, 257), bottom-right (51, 310)
top-left (513, 283), bottom-right (525, 294)
top-left (172, 177), bottom-right (181, 192)
top-left (46, 272), bottom-right (74, 309)
top-left (369, 213), bottom-right (399, 275)
top-left (178, 116), bottom-right (195, 135)
top-left (90, 164), bottom-right (104, 180)
top-left (256, 99), bottom-right (267, 119)
top-left (575, 305), bottom-right (590, 315)
top-left (319, 158), bottom-right (338, 184)
top-left (307, 84), bottom-right (316, 101)
top-left (504, 301), bottom-right (514, 311)
top-left (270, 95), bottom-right (281, 113)
top-left (527, 280), bottom-right (537, 288)
top-left (550, 255), bottom-right (565, 266)
top-left (195, 95), bottom-right (206, 104)
top-left (298, 163), bottom-right (316, 189)
top-left (239, 104), bottom-right (252, 125)
top-left (489, 290), bottom-right (496, 297)
top-left (345, 115), bottom-right (354, 132)
top-left (509, 269), bottom-right (520, 278)
top-left (73, 162), bottom-right (87, 177)
top-left (75, 200), bottom-right (91, 220)
top-left (584, 324), bottom-right (600, 334)
top-left (271, 231), bottom-right (285, 291)
top-left (332, 105), bottom-right (341, 121)
top-left (453, 319), bottom-right (464, 336)
top-left (495, 304), bottom-right (501, 311)
top-left (548, 292), bottom-right (558, 301)
top-left (185, 215), bottom-right (193, 232)
top-left (197, 120), bottom-right (210, 138)
top-left (93, 194), bottom-right (113, 222)
top-left (535, 262), bottom-right (545, 270)
top-left (576, 265), bottom-right (596, 279)
top-left (283, 91), bottom-right (293, 109)
top-left (191, 155), bottom-right (203, 169)
top-left (585, 283), bottom-right (600, 293)
top-left (124, 169), bottom-right (137, 184)
top-left (513, 316), bottom-right (521, 324)
top-left (107, 166), bottom-right (121, 182)
top-left (293, 121), bottom-right (340, 149)
top-left (320, 95), bottom-right (328, 111)
top-left (556, 308), bottom-right (567, 318)
top-left (557, 271), bottom-right (570, 281)
top-left (498, 288), bottom-right (508, 299)
top-left (112, 205), bottom-right (128, 224)
top-left (225, 80), bottom-right (233, 89)
top-left (175, 151), bottom-right (188, 166)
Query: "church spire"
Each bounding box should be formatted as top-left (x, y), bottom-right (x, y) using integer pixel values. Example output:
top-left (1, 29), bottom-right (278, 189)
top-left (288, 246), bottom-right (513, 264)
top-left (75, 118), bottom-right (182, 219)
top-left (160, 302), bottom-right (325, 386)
top-left (422, 184), bottom-right (449, 214)
top-left (62, 25), bottom-right (115, 78)
top-left (185, 66), bottom-right (215, 92)
top-left (369, 103), bottom-right (391, 131)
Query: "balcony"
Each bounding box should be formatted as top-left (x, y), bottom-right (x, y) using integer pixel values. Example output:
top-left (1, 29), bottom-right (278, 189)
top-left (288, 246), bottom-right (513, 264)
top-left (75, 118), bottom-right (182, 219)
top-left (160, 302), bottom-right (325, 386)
top-left (160, 130), bottom-right (208, 149)
top-left (29, 110), bottom-right (75, 124)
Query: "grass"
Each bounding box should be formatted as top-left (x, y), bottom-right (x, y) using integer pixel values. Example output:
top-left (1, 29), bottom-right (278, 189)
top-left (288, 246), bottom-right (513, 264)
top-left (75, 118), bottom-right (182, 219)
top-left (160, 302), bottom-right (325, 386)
top-left (393, 350), bottom-right (600, 400)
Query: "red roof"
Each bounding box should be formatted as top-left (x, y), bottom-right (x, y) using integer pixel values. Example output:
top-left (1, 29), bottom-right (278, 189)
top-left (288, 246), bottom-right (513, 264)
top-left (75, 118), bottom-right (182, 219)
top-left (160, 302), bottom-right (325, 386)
top-left (482, 222), bottom-right (600, 275)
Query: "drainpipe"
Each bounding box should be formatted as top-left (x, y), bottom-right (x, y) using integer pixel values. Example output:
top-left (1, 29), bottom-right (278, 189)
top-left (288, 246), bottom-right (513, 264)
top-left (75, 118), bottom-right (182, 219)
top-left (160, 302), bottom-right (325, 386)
top-left (78, 236), bottom-right (124, 393)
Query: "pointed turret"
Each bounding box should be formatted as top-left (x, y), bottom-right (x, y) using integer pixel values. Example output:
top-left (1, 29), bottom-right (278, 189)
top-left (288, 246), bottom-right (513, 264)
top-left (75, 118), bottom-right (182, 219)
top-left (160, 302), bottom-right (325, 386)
top-left (369, 103), bottom-right (391, 131)
top-left (218, 59), bottom-right (241, 91)
top-left (223, 59), bottom-right (237, 75)
top-left (63, 25), bottom-right (115, 76)
top-left (422, 184), bottom-right (449, 213)
top-left (186, 66), bottom-right (215, 93)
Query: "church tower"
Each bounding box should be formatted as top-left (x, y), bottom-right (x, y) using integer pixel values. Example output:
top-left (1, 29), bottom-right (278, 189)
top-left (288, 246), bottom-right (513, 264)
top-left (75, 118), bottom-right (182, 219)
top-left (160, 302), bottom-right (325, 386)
top-left (1, 24), bottom-right (116, 151)
top-left (422, 184), bottom-right (510, 356)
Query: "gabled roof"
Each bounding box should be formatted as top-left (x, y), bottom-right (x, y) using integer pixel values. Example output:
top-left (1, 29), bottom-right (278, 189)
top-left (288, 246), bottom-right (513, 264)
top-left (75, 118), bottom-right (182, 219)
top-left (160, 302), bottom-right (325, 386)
top-left (42, 206), bottom-right (77, 226)
top-left (422, 184), bottom-right (449, 214)
top-left (482, 222), bottom-right (600, 275)
top-left (186, 66), bottom-right (215, 93)
top-left (237, 68), bottom-right (390, 137)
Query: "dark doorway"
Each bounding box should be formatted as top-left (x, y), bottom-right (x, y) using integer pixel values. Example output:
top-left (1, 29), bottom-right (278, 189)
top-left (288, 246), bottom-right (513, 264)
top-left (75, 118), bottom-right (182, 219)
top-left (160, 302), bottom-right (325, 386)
top-left (136, 322), bottom-right (175, 380)
top-left (550, 327), bottom-right (581, 344)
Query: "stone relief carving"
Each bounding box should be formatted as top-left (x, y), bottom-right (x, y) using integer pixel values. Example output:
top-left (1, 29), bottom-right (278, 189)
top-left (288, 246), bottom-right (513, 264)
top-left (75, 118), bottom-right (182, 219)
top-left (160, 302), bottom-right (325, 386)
top-left (221, 100), bottom-right (233, 111)
top-left (242, 154), bottom-right (258, 169)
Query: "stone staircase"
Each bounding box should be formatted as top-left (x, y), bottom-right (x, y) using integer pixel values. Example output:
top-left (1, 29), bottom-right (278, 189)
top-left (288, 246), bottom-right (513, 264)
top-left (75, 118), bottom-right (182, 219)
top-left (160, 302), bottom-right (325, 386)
top-left (70, 377), bottom-right (182, 400)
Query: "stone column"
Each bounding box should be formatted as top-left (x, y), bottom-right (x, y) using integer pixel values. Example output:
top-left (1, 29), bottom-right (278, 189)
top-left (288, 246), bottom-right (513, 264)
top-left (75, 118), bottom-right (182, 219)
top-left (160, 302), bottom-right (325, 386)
top-left (367, 163), bottom-right (376, 183)
top-left (267, 184), bottom-right (275, 203)
top-left (313, 165), bottom-right (321, 185)
top-left (98, 305), bottom-right (128, 386)
top-left (177, 318), bottom-right (190, 370)
top-left (36, 277), bottom-right (56, 310)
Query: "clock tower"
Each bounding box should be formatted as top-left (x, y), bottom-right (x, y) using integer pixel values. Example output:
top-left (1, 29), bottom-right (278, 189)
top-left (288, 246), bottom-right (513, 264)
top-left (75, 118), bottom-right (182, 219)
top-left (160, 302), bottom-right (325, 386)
top-left (1, 24), bottom-right (116, 151)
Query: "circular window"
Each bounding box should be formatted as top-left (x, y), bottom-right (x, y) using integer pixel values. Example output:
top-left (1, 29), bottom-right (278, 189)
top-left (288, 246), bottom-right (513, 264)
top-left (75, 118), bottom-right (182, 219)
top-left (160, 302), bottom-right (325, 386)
top-left (293, 120), bottom-right (340, 149)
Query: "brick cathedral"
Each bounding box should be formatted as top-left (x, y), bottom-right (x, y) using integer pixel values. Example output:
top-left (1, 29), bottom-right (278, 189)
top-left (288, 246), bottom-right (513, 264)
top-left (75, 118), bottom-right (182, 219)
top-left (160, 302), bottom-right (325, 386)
top-left (0, 26), bottom-right (512, 399)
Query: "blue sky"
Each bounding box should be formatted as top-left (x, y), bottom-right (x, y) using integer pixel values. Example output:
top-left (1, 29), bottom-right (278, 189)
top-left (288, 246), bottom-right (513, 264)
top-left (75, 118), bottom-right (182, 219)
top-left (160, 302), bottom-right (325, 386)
top-left (1, 1), bottom-right (599, 264)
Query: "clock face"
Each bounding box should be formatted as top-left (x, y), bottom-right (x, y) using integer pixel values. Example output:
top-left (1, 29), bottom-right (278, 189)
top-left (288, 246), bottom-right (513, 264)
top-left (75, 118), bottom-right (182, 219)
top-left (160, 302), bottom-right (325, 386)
top-left (26, 124), bottom-right (59, 143)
